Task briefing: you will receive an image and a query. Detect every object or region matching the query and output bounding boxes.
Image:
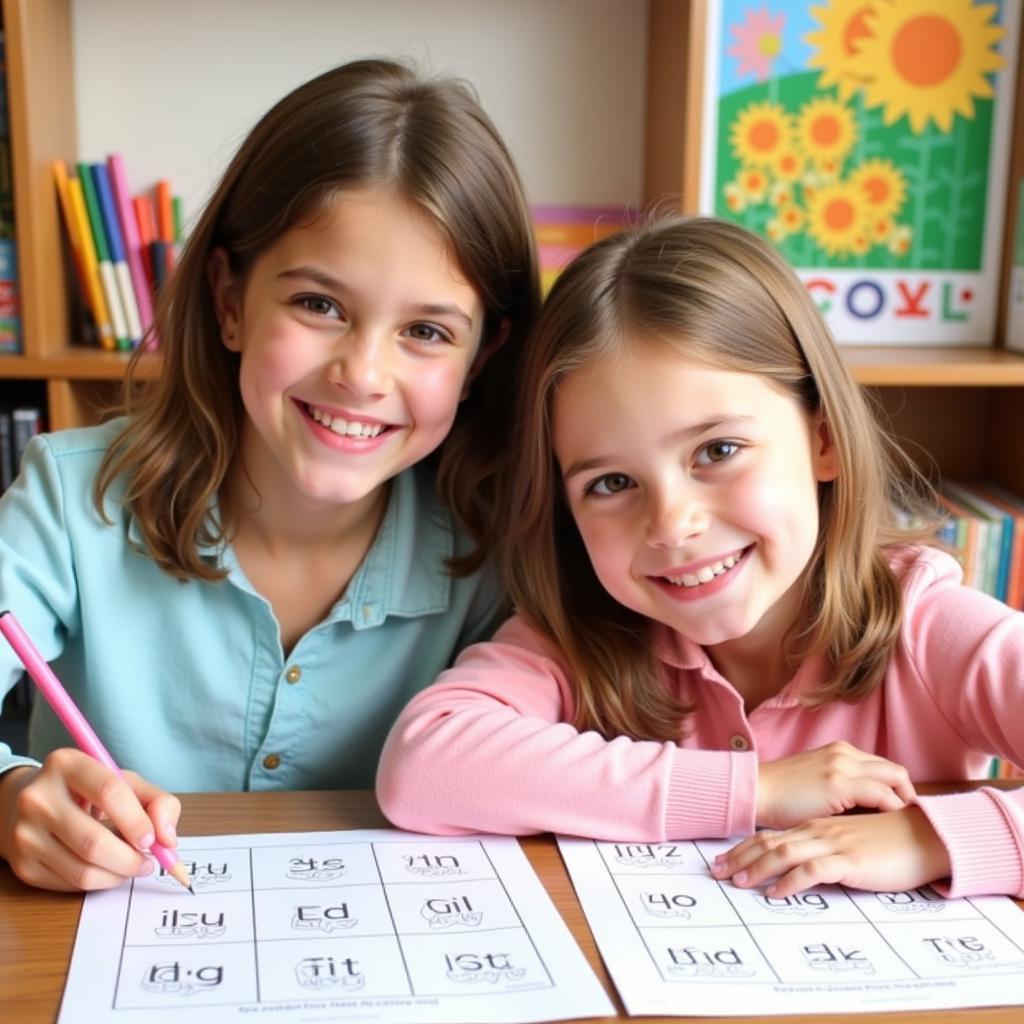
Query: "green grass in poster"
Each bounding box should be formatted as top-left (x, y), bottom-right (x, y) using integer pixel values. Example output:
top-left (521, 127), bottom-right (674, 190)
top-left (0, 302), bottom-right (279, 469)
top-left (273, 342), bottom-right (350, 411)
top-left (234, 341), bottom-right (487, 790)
top-left (713, 72), bottom-right (994, 271)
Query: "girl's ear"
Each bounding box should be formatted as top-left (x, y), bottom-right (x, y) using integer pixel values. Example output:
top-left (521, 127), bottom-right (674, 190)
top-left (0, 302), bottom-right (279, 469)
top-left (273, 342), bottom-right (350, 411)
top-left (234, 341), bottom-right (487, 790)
top-left (461, 317), bottom-right (512, 400)
top-left (812, 410), bottom-right (839, 482)
top-left (208, 247), bottom-right (243, 352)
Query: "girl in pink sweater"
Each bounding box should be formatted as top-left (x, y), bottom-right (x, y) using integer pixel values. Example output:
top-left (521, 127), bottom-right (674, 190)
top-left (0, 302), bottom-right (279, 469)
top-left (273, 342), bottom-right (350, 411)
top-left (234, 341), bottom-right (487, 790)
top-left (377, 216), bottom-right (1024, 899)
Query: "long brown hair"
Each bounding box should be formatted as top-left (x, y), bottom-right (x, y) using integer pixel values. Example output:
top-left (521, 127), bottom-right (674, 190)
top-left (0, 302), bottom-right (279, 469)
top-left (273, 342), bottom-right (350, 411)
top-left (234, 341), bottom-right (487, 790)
top-left (500, 215), bottom-right (936, 741)
top-left (96, 59), bottom-right (540, 580)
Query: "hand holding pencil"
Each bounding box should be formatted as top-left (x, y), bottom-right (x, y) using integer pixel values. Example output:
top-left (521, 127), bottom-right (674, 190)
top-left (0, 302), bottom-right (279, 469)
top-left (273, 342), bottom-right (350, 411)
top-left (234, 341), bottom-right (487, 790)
top-left (0, 610), bottom-right (190, 893)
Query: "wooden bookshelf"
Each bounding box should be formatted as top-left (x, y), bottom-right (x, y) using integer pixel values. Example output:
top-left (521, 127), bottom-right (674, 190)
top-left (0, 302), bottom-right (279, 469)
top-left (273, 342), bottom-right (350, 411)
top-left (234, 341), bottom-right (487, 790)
top-left (2, 0), bottom-right (1024, 502)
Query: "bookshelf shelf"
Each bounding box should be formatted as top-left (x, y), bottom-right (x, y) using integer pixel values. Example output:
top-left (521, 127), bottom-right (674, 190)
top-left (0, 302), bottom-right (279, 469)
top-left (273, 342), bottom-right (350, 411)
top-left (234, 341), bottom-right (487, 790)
top-left (0, 349), bottom-right (159, 381)
top-left (843, 346), bottom-right (1024, 387)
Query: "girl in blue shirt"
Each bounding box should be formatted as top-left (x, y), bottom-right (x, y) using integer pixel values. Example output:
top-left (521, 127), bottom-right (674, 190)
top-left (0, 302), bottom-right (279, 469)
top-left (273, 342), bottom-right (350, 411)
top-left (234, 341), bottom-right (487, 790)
top-left (0, 59), bottom-right (539, 891)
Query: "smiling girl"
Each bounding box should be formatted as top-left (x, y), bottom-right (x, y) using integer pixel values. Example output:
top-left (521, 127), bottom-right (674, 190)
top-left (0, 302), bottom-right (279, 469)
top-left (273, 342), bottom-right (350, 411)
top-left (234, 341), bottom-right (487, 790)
top-left (379, 215), bottom-right (1024, 900)
top-left (0, 59), bottom-right (539, 891)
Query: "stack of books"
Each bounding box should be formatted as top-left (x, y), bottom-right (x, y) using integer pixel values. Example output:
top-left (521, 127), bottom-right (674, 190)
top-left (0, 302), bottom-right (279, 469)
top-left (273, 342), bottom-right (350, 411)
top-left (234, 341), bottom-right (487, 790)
top-left (53, 156), bottom-right (181, 351)
top-left (532, 205), bottom-right (633, 294)
top-left (0, 32), bottom-right (19, 355)
top-left (0, 404), bottom-right (42, 494)
top-left (931, 479), bottom-right (1024, 780)
top-left (934, 480), bottom-right (1024, 609)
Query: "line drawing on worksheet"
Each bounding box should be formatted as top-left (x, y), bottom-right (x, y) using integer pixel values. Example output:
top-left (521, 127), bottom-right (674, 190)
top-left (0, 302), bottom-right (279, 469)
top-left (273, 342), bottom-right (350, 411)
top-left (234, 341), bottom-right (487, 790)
top-left (558, 835), bottom-right (1024, 1017)
top-left (60, 830), bottom-right (613, 1024)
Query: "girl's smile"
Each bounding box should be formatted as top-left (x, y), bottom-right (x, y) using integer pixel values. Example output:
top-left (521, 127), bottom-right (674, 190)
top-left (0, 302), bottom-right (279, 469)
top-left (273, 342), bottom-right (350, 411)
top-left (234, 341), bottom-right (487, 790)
top-left (653, 545), bottom-right (753, 600)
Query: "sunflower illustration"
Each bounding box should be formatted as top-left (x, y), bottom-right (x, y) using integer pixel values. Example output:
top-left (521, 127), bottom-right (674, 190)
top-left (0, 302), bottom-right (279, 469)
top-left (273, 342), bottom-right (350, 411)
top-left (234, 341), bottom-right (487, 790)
top-left (794, 96), bottom-right (857, 168)
top-left (739, 166), bottom-right (770, 201)
top-left (773, 149), bottom-right (806, 182)
top-left (888, 224), bottom-right (913, 256)
top-left (849, 158), bottom-right (908, 218)
top-left (730, 101), bottom-right (791, 167)
top-left (778, 203), bottom-right (805, 234)
top-left (868, 213), bottom-right (895, 243)
top-left (723, 180), bottom-right (748, 213)
top-left (806, 181), bottom-right (868, 256)
top-left (804, 0), bottom-right (875, 100)
top-left (850, 0), bottom-right (1005, 134)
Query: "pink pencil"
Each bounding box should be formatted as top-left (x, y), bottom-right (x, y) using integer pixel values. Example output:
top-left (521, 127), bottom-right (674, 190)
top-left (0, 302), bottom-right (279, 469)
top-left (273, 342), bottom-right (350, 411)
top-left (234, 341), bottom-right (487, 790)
top-left (0, 610), bottom-right (192, 892)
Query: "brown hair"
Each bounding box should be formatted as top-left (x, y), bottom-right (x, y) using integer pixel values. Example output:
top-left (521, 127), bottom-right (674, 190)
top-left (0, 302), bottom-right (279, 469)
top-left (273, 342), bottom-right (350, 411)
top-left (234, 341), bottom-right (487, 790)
top-left (499, 215), bottom-right (937, 742)
top-left (96, 58), bottom-right (540, 580)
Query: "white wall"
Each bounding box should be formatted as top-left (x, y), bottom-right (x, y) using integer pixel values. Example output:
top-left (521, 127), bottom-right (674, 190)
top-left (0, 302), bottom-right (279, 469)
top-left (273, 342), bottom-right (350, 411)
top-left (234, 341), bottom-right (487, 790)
top-left (71, 0), bottom-right (648, 229)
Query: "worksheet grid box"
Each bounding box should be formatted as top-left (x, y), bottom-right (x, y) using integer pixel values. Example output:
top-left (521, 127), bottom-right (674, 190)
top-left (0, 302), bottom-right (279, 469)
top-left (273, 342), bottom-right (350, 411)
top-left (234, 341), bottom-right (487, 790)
top-left (115, 839), bottom-right (556, 1009)
top-left (594, 839), bottom-right (1024, 988)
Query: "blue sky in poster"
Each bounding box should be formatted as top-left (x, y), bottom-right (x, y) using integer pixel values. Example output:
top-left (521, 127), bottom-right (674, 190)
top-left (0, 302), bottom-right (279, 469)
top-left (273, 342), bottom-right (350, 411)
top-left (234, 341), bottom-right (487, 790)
top-left (717, 0), bottom-right (1009, 97)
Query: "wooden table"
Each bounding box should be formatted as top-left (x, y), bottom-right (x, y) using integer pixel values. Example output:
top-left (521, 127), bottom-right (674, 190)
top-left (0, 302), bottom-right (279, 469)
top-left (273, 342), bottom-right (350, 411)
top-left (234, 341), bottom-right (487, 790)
top-left (2, 786), bottom-right (1023, 1024)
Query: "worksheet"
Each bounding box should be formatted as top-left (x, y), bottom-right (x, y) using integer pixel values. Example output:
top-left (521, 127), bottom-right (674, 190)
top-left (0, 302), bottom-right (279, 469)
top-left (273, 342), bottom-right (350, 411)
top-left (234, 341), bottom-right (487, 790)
top-left (59, 830), bottom-right (614, 1024)
top-left (558, 836), bottom-right (1024, 1016)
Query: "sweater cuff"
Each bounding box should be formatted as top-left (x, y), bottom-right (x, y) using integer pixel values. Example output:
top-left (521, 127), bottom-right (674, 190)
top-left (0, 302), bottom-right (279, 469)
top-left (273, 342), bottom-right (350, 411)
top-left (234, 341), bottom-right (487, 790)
top-left (916, 790), bottom-right (1024, 898)
top-left (664, 750), bottom-right (757, 839)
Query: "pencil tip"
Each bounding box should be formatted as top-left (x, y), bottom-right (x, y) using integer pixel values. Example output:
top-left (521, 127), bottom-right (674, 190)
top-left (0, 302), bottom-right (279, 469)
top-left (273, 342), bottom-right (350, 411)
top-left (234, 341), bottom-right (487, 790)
top-left (188, 884), bottom-right (195, 895)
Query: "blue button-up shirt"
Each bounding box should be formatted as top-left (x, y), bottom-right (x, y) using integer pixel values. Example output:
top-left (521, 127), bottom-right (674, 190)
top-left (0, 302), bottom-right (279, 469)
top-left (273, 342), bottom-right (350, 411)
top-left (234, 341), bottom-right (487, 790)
top-left (0, 421), bottom-right (504, 790)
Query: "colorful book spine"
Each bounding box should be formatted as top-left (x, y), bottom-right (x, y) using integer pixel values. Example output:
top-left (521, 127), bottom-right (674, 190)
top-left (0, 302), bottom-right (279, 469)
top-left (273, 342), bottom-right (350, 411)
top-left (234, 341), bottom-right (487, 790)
top-left (134, 194), bottom-right (157, 294)
top-left (0, 237), bottom-right (18, 354)
top-left (958, 481), bottom-right (1024, 610)
top-left (0, 31), bottom-right (18, 354)
top-left (52, 161), bottom-right (89, 301)
top-left (77, 160), bottom-right (130, 350)
top-left (67, 175), bottom-right (116, 351)
top-left (942, 481), bottom-right (1011, 602)
top-left (107, 153), bottom-right (155, 344)
top-left (531, 205), bottom-right (633, 295)
top-left (91, 162), bottom-right (143, 347)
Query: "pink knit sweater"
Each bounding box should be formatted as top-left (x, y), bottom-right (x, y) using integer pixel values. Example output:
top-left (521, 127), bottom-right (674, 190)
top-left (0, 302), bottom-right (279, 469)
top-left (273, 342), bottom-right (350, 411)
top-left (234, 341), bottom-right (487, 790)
top-left (377, 547), bottom-right (1024, 898)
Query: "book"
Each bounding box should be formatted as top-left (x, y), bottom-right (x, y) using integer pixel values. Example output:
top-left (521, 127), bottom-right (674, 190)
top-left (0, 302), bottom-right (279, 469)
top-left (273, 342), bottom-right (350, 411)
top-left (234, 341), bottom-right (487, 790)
top-left (531, 205), bottom-right (632, 295)
top-left (107, 153), bottom-right (155, 343)
top-left (0, 33), bottom-right (17, 355)
top-left (77, 160), bottom-right (130, 350)
top-left (934, 491), bottom-right (980, 590)
top-left (962, 481), bottom-right (1024, 610)
top-left (133, 193), bottom-right (157, 294)
top-left (0, 408), bottom-right (13, 491)
top-left (943, 480), bottom-right (1014, 602)
top-left (10, 406), bottom-right (42, 471)
top-left (0, 237), bottom-right (18, 354)
top-left (67, 175), bottom-right (116, 350)
top-left (91, 162), bottom-right (143, 346)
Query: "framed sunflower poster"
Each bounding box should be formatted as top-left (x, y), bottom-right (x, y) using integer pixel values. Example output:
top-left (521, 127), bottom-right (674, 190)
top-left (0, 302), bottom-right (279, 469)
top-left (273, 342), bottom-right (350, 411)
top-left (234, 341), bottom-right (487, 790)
top-left (697, 0), bottom-right (1021, 344)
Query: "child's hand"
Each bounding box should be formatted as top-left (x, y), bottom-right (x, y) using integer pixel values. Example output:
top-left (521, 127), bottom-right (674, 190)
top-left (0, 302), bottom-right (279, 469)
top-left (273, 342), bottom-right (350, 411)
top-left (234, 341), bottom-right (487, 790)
top-left (0, 749), bottom-right (181, 891)
top-left (756, 741), bottom-right (915, 829)
top-left (711, 805), bottom-right (951, 896)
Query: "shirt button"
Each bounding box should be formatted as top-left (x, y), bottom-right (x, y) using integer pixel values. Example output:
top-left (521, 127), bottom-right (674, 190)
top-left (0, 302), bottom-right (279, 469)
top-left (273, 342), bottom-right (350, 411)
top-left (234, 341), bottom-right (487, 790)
top-left (729, 734), bottom-right (749, 751)
top-left (263, 753), bottom-right (282, 770)
top-left (285, 666), bottom-right (302, 684)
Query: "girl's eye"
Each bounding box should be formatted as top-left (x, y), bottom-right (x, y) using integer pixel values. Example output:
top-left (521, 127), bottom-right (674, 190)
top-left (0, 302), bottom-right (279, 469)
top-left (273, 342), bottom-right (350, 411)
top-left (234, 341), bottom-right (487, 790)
top-left (585, 473), bottom-right (635, 497)
top-left (407, 322), bottom-right (450, 345)
top-left (696, 440), bottom-right (740, 466)
top-left (297, 295), bottom-right (340, 318)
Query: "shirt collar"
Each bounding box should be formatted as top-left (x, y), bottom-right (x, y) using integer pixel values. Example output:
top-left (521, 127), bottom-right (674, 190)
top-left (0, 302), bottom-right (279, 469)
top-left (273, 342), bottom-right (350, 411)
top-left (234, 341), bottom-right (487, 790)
top-left (125, 467), bottom-right (454, 629)
top-left (652, 621), bottom-right (828, 706)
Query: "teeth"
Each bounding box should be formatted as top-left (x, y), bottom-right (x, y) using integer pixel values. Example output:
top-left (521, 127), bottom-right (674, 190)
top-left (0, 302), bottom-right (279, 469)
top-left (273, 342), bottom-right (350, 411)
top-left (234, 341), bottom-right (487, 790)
top-left (309, 405), bottom-right (385, 438)
top-left (665, 552), bottom-right (741, 588)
